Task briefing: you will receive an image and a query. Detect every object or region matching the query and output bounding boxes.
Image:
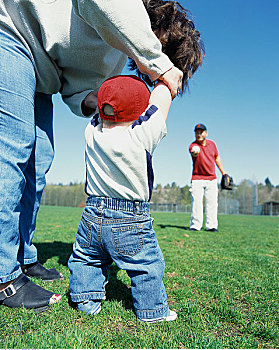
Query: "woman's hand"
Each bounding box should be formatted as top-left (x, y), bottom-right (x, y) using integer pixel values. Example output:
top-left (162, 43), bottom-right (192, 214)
top-left (81, 88), bottom-right (99, 116)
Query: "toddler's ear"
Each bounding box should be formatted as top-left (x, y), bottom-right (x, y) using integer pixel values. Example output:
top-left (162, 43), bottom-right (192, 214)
top-left (103, 104), bottom-right (114, 116)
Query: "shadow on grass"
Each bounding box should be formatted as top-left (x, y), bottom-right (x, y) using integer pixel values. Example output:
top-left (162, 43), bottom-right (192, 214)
top-left (36, 241), bottom-right (73, 266)
top-left (105, 264), bottom-right (133, 310)
top-left (35, 241), bottom-right (133, 311)
top-left (158, 224), bottom-right (189, 230)
top-left (66, 265), bottom-right (133, 311)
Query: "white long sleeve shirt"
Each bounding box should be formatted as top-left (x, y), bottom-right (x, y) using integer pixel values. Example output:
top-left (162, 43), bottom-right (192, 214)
top-left (85, 105), bottom-right (167, 201)
top-left (0, 0), bottom-right (173, 116)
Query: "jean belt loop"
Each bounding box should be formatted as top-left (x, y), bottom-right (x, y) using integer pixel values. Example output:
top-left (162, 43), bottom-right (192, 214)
top-left (101, 198), bottom-right (105, 208)
top-left (133, 201), bottom-right (140, 214)
top-left (145, 204), bottom-right (148, 215)
top-left (98, 197), bottom-right (105, 211)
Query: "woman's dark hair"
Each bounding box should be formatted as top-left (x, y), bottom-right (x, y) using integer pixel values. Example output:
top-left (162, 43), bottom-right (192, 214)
top-left (129, 0), bottom-right (205, 93)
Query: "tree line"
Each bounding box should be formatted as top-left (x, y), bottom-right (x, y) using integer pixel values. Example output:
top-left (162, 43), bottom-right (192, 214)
top-left (42, 178), bottom-right (279, 214)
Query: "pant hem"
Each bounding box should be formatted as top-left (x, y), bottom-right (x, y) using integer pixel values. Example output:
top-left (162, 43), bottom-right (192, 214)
top-left (22, 257), bottom-right (38, 265)
top-left (0, 267), bottom-right (22, 284)
top-left (135, 304), bottom-right (168, 320)
top-left (70, 292), bottom-right (106, 303)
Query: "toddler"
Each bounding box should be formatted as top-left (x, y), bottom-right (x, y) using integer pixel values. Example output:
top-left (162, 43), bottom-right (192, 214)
top-left (68, 75), bottom-right (176, 322)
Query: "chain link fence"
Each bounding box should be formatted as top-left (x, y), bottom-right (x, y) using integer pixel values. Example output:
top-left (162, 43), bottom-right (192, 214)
top-left (41, 183), bottom-right (278, 216)
top-left (150, 187), bottom-right (277, 215)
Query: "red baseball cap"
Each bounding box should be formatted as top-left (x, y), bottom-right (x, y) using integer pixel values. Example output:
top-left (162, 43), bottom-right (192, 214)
top-left (98, 75), bottom-right (150, 122)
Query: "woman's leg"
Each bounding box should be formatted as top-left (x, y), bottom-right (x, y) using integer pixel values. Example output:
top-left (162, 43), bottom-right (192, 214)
top-left (18, 93), bottom-right (64, 281)
top-left (0, 29), bottom-right (37, 283)
top-left (0, 29), bottom-right (61, 310)
top-left (18, 92), bottom-right (54, 266)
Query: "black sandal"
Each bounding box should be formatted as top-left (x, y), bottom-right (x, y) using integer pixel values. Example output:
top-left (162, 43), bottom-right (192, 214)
top-left (21, 261), bottom-right (64, 282)
top-left (0, 274), bottom-right (61, 312)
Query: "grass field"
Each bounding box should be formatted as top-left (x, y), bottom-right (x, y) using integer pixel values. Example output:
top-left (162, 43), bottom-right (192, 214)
top-left (1, 206), bottom-right (278, 349)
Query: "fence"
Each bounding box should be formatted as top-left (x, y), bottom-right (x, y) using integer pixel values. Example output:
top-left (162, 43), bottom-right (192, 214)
top-left (149, 188), bottom-right (277, 215)
top-left (150, 190), bottom-right (241, 214)
top-left (150, 203), bottom-right (191, 213)
top-left (41, 185), bottom-right (87, 208)
top-left (41, 185), bottom-right (278, 216)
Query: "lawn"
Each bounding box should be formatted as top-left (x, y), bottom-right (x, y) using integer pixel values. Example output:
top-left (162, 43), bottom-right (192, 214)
top-left (1, 206), bottom-right (278, 349)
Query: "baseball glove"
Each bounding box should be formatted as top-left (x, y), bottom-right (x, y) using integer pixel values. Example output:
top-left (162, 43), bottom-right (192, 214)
top-left (221, 174), bottom-right (234, 190)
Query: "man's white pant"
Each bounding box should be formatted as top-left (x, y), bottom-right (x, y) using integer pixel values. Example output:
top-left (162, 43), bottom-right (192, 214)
top-left (190, 179), bottom-right (218, 230)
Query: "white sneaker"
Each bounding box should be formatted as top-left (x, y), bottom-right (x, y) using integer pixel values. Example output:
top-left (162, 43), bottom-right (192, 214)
top-left (139, 309), bottom-right (177, 323)
top-left (77, 300), bottom-right (101, 315)
top-left (165, 309), bottom-right (177, 321)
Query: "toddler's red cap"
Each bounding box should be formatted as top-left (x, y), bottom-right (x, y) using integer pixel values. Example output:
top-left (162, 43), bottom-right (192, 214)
top-left (98, 75), bottom-right (150, 122)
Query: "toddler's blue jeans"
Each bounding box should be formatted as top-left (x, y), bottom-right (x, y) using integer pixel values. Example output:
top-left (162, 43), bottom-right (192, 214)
top-left (0, 28), bottom-right (54, 283)
top-left (68, 196), bottom-right (169, 320)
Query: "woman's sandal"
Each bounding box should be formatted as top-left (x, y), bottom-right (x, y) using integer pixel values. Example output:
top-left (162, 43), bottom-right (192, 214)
top-left (21, 261), bottom-right (64, 282)
top-left (0, 273), bottom-right (62, 312)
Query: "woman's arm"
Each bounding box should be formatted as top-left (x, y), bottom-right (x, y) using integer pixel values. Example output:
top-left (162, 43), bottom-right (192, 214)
top-left (72, 0), bottom-right (173, 81)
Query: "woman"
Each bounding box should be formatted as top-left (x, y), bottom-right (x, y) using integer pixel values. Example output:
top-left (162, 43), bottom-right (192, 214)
top-left (0, 0), bottom-right (203, 311)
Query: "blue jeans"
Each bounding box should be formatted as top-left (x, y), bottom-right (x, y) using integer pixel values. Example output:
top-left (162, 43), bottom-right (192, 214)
top-left (0, 28), bottom-right (54, 283)
top-left (68, 196), bottom-right (169, 320)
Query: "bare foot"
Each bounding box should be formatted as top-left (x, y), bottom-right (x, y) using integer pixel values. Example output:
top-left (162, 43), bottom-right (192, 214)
top-left (49, 294), bottom-right (62, 305)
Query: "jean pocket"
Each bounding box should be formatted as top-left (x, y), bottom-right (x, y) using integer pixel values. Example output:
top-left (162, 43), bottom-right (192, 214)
top-left (76, 216), bottom-right (92, 248)
top-left (112, 224), bottom-right (144, 257)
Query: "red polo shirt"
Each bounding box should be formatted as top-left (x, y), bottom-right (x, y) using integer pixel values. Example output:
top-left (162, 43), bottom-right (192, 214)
top-left (189, 139), bottom-right (218, 180)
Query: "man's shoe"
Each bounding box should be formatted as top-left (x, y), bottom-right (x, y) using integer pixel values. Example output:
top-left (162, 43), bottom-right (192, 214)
top-left (207, 228), bottom-right (218, 232)
top-left (189, 228), bottom-right (199, 231)
top-left (21, 261), bottom-right (64, 282)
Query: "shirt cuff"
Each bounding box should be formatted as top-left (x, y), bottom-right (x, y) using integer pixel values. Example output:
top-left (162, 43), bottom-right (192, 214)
top-left (62, 90), bottom-right (97, 117)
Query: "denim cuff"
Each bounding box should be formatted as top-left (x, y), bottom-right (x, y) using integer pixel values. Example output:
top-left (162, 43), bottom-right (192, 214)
top-left (22, 257), bottom-right (38, 265)
top-left (135, 303), bottom-right (169, 320)
top-left (0, 267), bottom-right (22, 284)
top-left (70, 292), bottom-right (106, 303)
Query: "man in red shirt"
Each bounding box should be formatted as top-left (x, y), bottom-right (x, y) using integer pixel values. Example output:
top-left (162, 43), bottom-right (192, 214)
top-left (189, 123), bottom-right (226, 231)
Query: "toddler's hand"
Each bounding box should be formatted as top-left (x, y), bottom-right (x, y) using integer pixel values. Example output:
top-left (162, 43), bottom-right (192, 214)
top-left (159, 66), bottom-right (183, 99)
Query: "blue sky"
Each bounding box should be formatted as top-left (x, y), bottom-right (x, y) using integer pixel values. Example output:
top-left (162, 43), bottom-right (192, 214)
top-left (46, 0), bottom-right (279, 187)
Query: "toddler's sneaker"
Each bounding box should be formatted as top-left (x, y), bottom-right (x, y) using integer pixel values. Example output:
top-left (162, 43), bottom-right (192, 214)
top-left (77, 300), bottom-right (101, 315)
top-left (139, 309), bottom-right (177, 323)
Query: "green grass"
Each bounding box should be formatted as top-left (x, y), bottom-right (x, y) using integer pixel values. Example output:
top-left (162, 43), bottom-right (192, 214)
top-left (1, 206), bottom-right (278, 349)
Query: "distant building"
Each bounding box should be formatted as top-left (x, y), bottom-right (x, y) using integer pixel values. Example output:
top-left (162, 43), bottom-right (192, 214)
top-left (261, 201), bottom-right (279, 216)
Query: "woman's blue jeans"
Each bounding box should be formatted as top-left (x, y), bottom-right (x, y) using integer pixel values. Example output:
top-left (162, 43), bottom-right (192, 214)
top-left (0, 29), bottom-right (54, 283)
top-left (68, 197), bottom-right (169, 320)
